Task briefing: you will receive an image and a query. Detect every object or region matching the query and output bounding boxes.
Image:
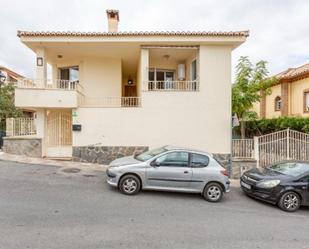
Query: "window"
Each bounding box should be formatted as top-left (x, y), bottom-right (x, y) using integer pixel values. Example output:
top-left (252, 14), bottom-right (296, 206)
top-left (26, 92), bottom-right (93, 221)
top-left (275, 96), bottom-right (282, 111)
top-left (59, 66), bottom-right (79, 81)
top-left (135, 147), bottom-right (167, 162)
top-left (148, 69), bottom-right (175, 90)
top-left (155, 152), bottom-right (189, 167)
top-left (190, 153), bottom-right (209, 168)
top-left (304, 90), bottom-right (309, 112)
top-left (191, 59), bottom-right (197, 81)
top-left (148, 69), bottom-right (174, 82)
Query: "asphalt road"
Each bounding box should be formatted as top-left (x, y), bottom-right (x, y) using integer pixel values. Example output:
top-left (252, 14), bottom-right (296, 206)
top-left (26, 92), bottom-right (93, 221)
top-left (0, 160), bottom-right (309, 249)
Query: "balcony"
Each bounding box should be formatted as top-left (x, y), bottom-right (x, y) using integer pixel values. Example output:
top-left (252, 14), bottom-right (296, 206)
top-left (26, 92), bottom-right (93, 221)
top-left (15, 79), bottom-right (84, 108)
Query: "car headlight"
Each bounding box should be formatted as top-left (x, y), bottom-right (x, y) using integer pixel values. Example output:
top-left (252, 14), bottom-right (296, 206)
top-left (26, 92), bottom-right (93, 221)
top-left (257, 180), bottom-right (280, 189)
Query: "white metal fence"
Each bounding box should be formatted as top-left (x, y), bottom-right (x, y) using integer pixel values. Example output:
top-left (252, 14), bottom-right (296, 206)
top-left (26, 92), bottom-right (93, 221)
top-left (6, 118), bottom-right (36, 137)
top-left (232, 139), bottom-right (254, 159)
top-left (257, 129), bottom-right (309, 167)
top-left (232, 129), bottom-right (309, 167)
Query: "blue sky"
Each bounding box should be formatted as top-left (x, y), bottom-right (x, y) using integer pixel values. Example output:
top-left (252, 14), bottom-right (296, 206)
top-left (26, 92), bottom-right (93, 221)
top-left (1, 0), bottom-right (309, 78)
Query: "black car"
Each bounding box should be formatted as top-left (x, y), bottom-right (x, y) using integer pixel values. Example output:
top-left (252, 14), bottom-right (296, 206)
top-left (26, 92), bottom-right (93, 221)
top-left (240, 161), bottom-right (309, 212)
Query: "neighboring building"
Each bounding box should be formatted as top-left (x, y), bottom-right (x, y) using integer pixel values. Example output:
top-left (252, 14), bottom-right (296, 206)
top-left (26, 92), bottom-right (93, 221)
top-left (253, 63), bottom-right (309, 118)
top-left (4, 10), bottom-right (248, 165)
top-left (0, 66), bottom-right (24, 85)
top-left (0, 66), bottom-right (35, 118)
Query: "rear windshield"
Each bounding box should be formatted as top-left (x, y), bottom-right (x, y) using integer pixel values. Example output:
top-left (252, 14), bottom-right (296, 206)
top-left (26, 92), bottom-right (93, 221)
top-left (268, 162), bottom-right (309, 177)
top-left (135, 147), bottom-right (167, 162)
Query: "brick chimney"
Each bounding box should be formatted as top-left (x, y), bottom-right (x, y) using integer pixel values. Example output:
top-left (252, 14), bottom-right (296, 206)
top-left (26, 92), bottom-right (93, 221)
top-left (106, 9), bottom-right (119, 32)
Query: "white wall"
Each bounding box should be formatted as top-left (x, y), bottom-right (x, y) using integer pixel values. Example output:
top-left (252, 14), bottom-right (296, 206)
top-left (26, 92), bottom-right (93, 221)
top-left (82, 57), bottom-right (122, 101)
top-left (73, 46), bottom-right (232, 154)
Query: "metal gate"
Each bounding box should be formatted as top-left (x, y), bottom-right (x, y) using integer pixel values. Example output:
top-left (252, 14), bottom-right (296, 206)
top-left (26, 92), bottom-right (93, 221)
top-left (258, 129), bottom-right (309, 167)
top-left (46, 110), bottom-right (72, 158)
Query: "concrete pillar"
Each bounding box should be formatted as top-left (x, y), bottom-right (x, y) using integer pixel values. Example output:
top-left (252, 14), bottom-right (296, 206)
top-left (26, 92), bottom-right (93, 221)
top-left (52, 64), bottom-right (58, 82)
top-left (281, 82), bottom-right (289, 116)
top-left (35, 109), bottom-right (46, 156)
top-left (140, 48), bottom-right (149, 92)
top-left (35, 47), bottom-right (47, 87)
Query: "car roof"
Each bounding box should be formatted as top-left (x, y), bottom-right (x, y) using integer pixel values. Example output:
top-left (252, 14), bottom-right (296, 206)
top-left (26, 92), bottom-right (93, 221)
top-left (164, 145), bottom-right (213, 157)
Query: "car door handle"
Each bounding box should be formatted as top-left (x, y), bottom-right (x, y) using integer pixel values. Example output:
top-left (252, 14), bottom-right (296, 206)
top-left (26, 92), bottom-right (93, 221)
top-left (184, 171), bottom-right (189, 174)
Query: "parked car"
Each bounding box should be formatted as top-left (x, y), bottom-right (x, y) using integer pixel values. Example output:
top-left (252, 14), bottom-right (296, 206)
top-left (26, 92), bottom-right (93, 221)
top-left (106, 146), bottom-right (230, 202)
top-left (241, 161), bottom-right (309, 212)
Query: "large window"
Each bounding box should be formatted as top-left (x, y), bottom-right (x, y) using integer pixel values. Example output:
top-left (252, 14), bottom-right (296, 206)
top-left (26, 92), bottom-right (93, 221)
top-left (275, 96), bottom-right (282, 111)
top-left (148, 69), bottom-right (174, 82)
top-left (148, 68), bottom-right (175, 90)
top-left (59, 66), bottom-right (79, 81)
top-left (304, 90), bottom-right (309, 112)
top-left (155, 152), bottom-right (189, 167)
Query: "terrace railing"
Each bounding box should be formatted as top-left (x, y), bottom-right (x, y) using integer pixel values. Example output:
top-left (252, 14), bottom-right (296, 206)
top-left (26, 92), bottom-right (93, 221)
top-left (17, 78), bottom-right (82, 91)
top-left (82, 97), bottom-right (141, 108)
top-left (144, 80), bottom-right (199, 91)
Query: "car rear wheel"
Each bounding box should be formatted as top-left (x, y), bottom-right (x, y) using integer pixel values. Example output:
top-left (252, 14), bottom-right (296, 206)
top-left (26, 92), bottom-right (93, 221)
top-left (119, 175), bottom-right (141, 195)
top-left (278, 191), bottom-right (301, 212)
top-left (203, 183), bottom-right (223, 202)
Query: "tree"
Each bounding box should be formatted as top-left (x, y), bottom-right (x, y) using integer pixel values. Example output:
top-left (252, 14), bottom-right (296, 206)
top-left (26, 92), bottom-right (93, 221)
top-left (0, 84), bottom-right (22, 131)
top-left (232, 56), bottom-right (277, 138)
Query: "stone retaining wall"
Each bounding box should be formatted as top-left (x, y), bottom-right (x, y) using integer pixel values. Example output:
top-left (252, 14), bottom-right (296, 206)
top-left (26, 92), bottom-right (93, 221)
top-left (3, 137), bottom-right (42, 158)
top-left (72, 146), bottom-right (149, 165)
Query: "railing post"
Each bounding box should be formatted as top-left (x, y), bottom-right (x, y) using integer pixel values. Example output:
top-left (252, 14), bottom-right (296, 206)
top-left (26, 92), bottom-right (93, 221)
top-left (254, 136), bottom-right (260, 168)
top-left (287, 128), bottom-right (290, 160)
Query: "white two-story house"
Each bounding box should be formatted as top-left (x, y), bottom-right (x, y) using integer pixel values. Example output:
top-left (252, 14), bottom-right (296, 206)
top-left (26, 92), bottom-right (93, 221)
top-left (3, 10), bottom-right (248, 167)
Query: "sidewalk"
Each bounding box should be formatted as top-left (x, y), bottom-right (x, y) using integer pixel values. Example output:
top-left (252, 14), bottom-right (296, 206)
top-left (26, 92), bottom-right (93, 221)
top-left (0, 151), bottom-right (240, 187)
top-left (0, 152), bottom-right (107, 172)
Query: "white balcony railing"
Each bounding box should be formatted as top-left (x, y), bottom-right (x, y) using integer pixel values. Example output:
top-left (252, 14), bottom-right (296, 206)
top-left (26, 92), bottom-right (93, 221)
top-left (144, 80), bottom-right (199, 91)
top-left (6, 118), bottom-right (37, 137)
top-left (82, 97), bottom-right (141, 108)
top-left (16, 78), bottom-right (82, 91)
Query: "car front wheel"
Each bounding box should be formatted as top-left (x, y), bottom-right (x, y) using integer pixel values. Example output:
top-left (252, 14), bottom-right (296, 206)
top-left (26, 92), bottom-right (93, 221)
top-left (203, 182), bottom-right (223, 202)
top-left (119, 174), bottom-right (141, 195)
top-left (278, 191), bottom-right (301, 212)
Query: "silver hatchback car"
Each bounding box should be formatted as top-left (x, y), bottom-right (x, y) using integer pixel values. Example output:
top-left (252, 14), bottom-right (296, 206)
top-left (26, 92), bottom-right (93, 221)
top-left (106, 146), bottom-right (230, 202)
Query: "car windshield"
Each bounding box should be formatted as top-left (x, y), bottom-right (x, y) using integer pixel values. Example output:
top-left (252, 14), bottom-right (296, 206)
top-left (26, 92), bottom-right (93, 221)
top-left (268, 162), bottom-right (309, 177)
top-left (135, 147), bottom-right (167, 162)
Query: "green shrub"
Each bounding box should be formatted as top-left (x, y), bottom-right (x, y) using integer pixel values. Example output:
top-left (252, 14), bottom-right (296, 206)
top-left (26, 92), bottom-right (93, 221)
top-left (233, 117), bottom-right (309, 138)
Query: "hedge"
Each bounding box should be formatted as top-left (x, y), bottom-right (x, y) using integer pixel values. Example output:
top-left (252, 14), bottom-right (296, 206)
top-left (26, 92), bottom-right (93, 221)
top-left (233, 117), bottom-right (309, 138)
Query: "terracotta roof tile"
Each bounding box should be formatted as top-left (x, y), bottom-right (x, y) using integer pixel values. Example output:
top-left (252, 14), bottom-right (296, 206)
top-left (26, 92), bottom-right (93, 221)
top-left (277, 63), bottom-right (309, 83)
top-left (17, 30), bottom-right (249, 38)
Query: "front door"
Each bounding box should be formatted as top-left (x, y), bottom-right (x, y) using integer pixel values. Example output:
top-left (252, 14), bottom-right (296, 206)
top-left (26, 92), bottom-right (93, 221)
top-left (46, 110), bottom-right (72, 158)
top-left (146, 151), bottom-right (192, 189)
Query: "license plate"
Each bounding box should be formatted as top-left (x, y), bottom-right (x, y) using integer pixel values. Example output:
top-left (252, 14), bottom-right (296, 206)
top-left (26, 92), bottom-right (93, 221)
top-left (241, 181), bottom-right (251, 189)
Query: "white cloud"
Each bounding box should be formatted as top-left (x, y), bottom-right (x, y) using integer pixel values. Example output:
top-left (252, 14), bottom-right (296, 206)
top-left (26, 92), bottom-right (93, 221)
top-left (0, 0), bottom-right (308, 78)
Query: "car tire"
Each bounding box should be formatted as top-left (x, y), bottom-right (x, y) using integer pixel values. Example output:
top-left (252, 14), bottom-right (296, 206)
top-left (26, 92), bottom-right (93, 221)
top-left (278, 191), bottom-right (301, 212)
top-left (203, 182), bottom-right (223, 202)
top-left (119, 174), bottom-right (141, 195)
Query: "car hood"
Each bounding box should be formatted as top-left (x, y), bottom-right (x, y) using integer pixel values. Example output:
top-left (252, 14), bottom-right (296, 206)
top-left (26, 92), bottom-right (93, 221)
top-left (109, 155), bottom-right (141, 167)
top-left (244, 168), bottom-right (290, 181)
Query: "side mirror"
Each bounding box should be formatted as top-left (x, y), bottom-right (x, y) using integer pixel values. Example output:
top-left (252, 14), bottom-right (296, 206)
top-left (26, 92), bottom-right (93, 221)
top-left (151, 160), bottom-right (160, 167)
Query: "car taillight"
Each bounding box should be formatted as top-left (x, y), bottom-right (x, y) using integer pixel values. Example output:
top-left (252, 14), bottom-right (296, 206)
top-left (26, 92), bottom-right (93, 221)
top-left (220, 169), bottom-right (229, 176)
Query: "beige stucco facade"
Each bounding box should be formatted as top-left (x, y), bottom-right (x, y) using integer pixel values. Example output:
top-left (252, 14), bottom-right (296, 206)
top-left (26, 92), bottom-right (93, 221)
top-left (254, 77), bottom-right (309, 118)
top-left (12, 26), bottom-right (247, 161)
